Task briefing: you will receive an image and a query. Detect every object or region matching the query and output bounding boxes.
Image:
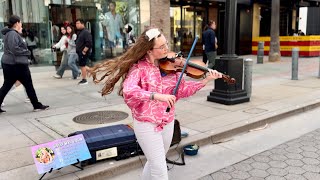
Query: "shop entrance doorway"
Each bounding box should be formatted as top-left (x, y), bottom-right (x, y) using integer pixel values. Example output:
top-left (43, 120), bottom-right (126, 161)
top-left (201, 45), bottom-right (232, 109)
top-left (48, 4), bottom-right (96, 43)
top-left (48, 3), bottom-right (99, 66)
top-left (170, 5), bottom-right (207, 56)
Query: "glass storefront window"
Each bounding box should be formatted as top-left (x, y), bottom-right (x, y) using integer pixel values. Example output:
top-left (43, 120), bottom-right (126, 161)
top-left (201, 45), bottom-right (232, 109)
top-left (98, 0), bottom-right (140, 59)
top-left (170, 6), bottom-right (181, 52)
top-left (48, 0), bottom-right (140, 62)
top-left (0, 1), bottom-right (10, 65)
top-left (0, 0), bottom-right (53, 65)
top-left (0, 0), bottom-right (140, 67)
top-left (171, 4), bottom-right (207, 56)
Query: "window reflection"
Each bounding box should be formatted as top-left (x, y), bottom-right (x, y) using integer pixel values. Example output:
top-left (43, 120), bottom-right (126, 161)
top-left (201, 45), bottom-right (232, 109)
top-left (170, 5), bottom-right (207, 56)
top-left (0, 0), bottom-right (140, 67)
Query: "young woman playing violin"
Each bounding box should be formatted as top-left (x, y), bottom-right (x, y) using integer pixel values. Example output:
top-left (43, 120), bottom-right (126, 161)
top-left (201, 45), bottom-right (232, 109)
top-left (88, 28), bottom-right (222, 180)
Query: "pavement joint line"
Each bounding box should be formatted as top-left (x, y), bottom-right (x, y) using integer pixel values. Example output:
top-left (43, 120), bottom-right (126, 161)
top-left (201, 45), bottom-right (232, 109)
top-left (16, 124), bottom-right (39, 146)
top-left (215, 142), bottom-right (251, 159)
top-left (0, 144), bottom-right (36, 154)
top-left (59, 99), bottom-right (320, 179)
top-left (5, 117), bottom-right (42, 147)
top-left (35, 118), bottom-right (67, 138)
top-left (29, 119), bottom-right (65, 141)
top-left (29, 119), bottom-right (62, 140)
top-left (1, 102), bottom-right (113, 119)
top-left (0, 164), bottom-right (35, 174)
top-left (28, 118), bottom-right (62, 141)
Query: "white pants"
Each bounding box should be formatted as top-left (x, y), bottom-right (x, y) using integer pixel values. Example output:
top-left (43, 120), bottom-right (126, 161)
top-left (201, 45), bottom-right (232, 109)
top-left (134, 120), bottom-right (174, 180)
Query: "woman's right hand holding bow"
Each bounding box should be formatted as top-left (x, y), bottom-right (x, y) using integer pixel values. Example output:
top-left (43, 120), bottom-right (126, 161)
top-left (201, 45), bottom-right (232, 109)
top-left (153, 93), bottom-right (176, 108)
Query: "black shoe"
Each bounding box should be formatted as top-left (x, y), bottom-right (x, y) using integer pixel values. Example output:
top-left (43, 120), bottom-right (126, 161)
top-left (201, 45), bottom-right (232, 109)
top-left (0, 109), bottom-right (6, 113)
top-left (72, 72), bottom-right (81, 80)
top-left (78, 79), bottom-right (88, 85)
top-left (33, 105), bottom-right (49, 112)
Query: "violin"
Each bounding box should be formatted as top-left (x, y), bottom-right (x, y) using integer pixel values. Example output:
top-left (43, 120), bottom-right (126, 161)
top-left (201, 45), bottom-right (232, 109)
top-left (159, 52), bottom-right (236, 85)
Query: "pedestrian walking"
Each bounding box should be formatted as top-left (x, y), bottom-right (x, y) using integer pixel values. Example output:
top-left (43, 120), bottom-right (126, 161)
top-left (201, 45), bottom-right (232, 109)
top-left (124, 23), bottom-right (136, 51)
top-left (65, 25), bottom-right (80, 79)
top-left (202, 25), bottom-right (208, 65)
top-left (202, 20), bottom-right (217, 69)
top-left (0, 15), bottom-right (49, 113)
top-left (26, 30), bottom-right (39, 64)
top-left (102, 1), bottom-right (124, 56)
top-left (52, 26), bottom-right (68, 79)
top-left (88, 28), bottom-right (222, 180)
top-left (75, 19), bottom-right (92, 85)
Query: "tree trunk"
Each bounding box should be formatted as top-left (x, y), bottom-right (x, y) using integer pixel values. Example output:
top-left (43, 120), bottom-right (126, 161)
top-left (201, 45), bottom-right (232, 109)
top-left (269, 0), bottom-right (281, 62)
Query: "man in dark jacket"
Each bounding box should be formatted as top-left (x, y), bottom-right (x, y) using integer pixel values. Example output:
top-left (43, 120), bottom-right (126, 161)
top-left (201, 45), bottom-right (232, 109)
top-left (75, 19), bottom-right (92, 85)
top-left (202, 20), bottom-right (217, 69)
top-left (0, 15), bottom-right (49, 113)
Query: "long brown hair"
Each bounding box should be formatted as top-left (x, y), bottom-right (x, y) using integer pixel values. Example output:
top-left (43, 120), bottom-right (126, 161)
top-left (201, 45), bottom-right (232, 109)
top-left (66, 25), bottom-right (75, 38)
top-left (88, 28), bottom-right (162, 96)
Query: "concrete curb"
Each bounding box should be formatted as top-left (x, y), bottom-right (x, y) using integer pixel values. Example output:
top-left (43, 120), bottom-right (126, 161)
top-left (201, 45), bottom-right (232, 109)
top-left (63, 99), bottom-right (320, 180)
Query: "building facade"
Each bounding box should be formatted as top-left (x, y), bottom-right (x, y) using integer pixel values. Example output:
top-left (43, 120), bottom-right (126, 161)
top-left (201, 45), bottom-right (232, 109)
top-left (1, 0), bottom-right (319, 67)
top-left (0, 0), bottom-right (142, 66)
top-left (0, 0), bottom-right (253, 66)
top-left (252, 0), bottom-right (320, 57)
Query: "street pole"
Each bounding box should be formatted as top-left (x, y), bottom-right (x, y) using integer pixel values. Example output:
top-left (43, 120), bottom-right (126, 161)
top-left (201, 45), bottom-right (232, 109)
top-left (207, 0), bottom-right (249, 105)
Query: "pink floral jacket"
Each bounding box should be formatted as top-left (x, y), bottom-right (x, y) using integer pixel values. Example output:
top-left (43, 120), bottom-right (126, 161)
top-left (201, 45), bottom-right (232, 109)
top-left (123, 57), bottom-right (205, 131)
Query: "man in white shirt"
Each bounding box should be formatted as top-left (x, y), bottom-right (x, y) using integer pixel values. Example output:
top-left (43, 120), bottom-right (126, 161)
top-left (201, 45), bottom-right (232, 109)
top-left (102, 1), bottom-right (124, 56)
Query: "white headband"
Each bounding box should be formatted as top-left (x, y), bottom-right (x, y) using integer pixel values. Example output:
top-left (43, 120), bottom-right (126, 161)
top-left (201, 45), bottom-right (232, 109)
top-left (146, 28), bottom-right (161, 41)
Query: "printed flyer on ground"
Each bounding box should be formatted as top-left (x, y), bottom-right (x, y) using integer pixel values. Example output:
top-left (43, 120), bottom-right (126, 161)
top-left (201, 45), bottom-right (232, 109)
top-left (31, 134), bottom-right (91, 174)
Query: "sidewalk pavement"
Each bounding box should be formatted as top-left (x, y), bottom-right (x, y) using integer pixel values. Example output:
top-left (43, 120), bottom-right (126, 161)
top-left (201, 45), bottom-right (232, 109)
top-left (0, 55), bottom-right (320, 180)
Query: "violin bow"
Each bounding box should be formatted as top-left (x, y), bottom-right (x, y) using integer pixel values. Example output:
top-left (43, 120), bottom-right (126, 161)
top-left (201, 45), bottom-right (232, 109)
top-left (166, 36), bottom-right (199, 112)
